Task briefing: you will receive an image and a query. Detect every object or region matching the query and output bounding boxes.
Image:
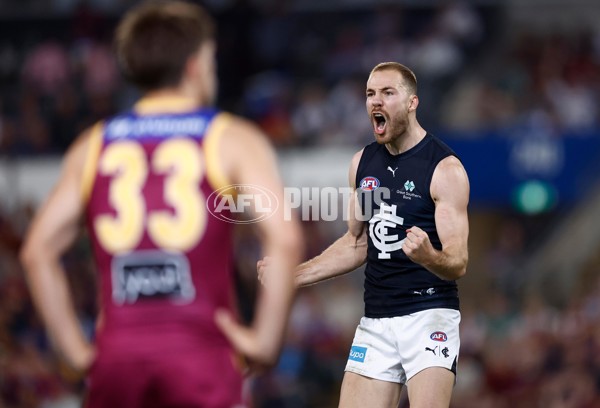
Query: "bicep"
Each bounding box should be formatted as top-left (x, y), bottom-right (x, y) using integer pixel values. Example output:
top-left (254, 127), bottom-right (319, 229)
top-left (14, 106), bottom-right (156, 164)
top-left (28, 177), bottom-right (83, 257)
top-left (347, 149), bottom-right (366, 243)
top-left (431, 156), bottom-right (470, 250)
top-left (347, 189), bottom-right (366, 240)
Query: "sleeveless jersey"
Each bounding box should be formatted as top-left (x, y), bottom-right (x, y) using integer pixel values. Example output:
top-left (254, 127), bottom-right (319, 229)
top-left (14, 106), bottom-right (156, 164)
top-left (356, 134), bottom-right (460, 318)
top-left (83, 108), bottom-right (236, 355)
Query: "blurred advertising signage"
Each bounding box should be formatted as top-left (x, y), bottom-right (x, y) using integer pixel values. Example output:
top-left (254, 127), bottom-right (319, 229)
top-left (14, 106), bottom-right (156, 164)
top-left (443, 129), bottom-right (600, 212)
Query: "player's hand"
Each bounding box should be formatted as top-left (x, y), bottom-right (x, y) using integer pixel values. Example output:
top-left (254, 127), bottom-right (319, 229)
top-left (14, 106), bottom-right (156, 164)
top-left (67, 342), bottom-right (96, 373)
top-left (403, 226), bottom-right (435, 266)
top-left (256, 256), bottom-right (272, 286)
top-left (214, 309), bottom-right (278, 372)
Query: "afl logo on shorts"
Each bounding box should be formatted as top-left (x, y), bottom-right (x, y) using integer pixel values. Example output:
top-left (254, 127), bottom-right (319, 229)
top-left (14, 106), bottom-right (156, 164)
top-left (360, 176), bottom-right (380, 191)
top-left (430, 331), bottom-right (448, 342)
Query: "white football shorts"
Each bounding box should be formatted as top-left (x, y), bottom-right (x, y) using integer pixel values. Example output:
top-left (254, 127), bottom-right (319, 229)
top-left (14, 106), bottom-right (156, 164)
top-left (344, 308), bottom-right (461, 384)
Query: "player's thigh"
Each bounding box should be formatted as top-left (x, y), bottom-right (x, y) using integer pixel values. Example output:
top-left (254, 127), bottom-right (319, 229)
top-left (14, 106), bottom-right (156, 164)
top-left (85, 355), bottom-right (149, 408)
top-left (158, 348), bottom-right (246, 407)
top-left (339, 371), bottom-right (402, 408)
top-left (406, 366), bottom-right (454, 408)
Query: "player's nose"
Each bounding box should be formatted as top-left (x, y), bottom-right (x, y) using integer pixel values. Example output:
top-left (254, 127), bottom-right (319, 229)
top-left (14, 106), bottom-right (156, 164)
top-left (370, 94), bottom-right (383, 107)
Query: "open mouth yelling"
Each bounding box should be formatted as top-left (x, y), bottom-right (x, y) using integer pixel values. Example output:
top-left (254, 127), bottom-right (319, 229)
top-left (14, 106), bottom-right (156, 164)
top-left (372, 112), bottom-right (387, 135)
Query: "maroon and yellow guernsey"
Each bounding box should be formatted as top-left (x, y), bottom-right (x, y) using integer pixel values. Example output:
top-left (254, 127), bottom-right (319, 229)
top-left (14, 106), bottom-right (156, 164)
top-left (82, 97), bottom-right (237, 355)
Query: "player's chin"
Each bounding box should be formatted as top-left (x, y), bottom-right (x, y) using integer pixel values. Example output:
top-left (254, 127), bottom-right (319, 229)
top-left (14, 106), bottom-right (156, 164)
top-left (373, 132), bottom-right (392, 144)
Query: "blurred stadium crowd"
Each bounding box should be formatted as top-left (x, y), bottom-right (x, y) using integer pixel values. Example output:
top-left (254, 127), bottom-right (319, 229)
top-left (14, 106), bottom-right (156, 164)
top-left (1, 0), bottom-right (600, 407)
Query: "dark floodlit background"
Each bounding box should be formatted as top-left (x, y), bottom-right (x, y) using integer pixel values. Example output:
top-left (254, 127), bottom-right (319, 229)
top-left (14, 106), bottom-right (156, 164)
top-left (1, 0), bottom-right (600, 407)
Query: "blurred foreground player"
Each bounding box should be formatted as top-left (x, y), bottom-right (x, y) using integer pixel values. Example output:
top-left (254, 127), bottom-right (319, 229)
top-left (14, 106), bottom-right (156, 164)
top-left (20, 1), bottom-right (303, 407)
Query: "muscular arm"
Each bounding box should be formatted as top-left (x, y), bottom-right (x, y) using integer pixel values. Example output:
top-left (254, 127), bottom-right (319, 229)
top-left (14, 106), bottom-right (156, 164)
top-left (20, 131), bottom-right (95, 371)
top-left (294, 149), bottom-right (368, 287)
top-left (403, 155), bottom-right (469, 280)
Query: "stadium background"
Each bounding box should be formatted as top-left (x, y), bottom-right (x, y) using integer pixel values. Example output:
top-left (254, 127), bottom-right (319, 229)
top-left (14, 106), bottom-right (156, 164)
top-left (1, 0), bottom-right (600, 406)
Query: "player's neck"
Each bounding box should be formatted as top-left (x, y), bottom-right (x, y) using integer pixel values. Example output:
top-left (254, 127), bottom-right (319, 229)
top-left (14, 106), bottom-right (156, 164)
top-left (135, 88), bottom-right (201, 114)
top-left (385, 125), bottom-right (427, 155)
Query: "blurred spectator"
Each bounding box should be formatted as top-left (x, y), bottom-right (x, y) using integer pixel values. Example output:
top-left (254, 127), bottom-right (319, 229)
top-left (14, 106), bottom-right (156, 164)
top-left (410, 27), bottom-right (463, 81)
top-left (485, 219), bottom-right (526, 300)
top-left (79, 41), bottom-right (119, 98)
top-left (243, 71), bottom-right (294, 145)
top-left (14, 90), bottom-right (55, 155)
top-left (441, 78), bottom-right (518, 132)
top-left (49, 86), bottom-right (84, 150)
top-left (325, 77), bottom-right (372, 146)
top-left (0, 98), bottom-right (17, 154)
top-left (0, 43), bottom-right (19, 84)
top-left (436, 0), bottom-right (484, 49)
top-left (545, 68), bottom-right (598, 130)
top-left (361, 6), bottom-right (408, 73)
top-left (324, 24), bottom-right (367, 81)
top-left (21, 41), bottom-right (71, 96)
top-left (291, 81), bottom-right (335, 146)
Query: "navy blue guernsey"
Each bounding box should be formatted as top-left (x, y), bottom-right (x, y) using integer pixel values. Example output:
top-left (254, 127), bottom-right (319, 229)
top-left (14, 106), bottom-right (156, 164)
top-left (355, 133), bottom-right (460, 318)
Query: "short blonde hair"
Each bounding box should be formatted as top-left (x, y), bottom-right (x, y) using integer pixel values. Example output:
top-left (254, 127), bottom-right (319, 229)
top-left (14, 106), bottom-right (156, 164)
top-left (370, 62), bottom-right (417, 94)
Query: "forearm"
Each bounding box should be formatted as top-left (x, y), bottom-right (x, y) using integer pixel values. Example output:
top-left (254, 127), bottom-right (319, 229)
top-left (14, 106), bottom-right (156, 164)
top-left (296, 231), bottom-right (367, 287)
top-left (252, 261), bottom-right (295, 365)
top-left (22, 254), bottom-right (92, 368)
top-left (421, 246), bottom-right (468, 281)
top-left (252, 235), bottom-right (302, 364)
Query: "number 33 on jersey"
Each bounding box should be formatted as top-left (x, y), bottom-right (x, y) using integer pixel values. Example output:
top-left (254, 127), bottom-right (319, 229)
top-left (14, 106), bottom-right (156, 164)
top-left (95, 137), bottom-right (206, 253)
top-left (82, 110), bottom-right (235, 308)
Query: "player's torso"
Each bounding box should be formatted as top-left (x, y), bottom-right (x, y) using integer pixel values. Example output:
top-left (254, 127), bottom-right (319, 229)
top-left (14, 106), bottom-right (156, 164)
top-left (84, 106), bottom-right (235, 350)
top-left (356, 134), bottom-right (460, 317)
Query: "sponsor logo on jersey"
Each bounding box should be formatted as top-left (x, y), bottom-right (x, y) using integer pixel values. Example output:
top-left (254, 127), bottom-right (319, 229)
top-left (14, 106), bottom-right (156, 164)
top-left (430, 331), bottom-right (448, 342)
top-left (395, 179), bottom-right (422, 200)
top-left (112, 250), bottom-right (196, 305)
top-left (106, 116), bottom-right (208, 139)
top-left (359, 176), bottom-right (380, 191)
top-left (348, 345), bottom-right (368, 363)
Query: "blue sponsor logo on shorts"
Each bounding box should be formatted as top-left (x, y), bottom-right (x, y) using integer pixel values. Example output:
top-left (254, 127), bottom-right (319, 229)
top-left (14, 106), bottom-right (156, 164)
top-left (348, 345), bottom-right (367, 363)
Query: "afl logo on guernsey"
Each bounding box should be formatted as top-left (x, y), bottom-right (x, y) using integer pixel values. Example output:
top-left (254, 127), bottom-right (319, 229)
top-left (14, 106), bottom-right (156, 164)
top-left (360, 176), bottom-right (380, 191)
top-left (430, 331), bottom-right (448, 342)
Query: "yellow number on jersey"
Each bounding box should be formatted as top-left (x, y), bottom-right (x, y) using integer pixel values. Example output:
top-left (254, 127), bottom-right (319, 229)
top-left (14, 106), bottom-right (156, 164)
top-left (94, 138), bottom-right (206, 254)
top-left (148, 139), bottom-right (205, 251)
top-left (95, 141), bottom-right (146, 253)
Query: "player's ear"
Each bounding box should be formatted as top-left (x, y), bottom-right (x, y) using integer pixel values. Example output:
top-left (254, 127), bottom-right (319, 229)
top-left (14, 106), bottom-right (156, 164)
top-left (183, 52), bottom-right (200, 81)
top-left (408, 94), bottom-right (419, 112)
top-left (183, 43), bottom-right (212, 83)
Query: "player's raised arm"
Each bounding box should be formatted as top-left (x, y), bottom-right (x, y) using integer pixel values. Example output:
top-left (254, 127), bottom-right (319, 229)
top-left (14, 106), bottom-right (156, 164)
top-left (403, 155), bottom-right (469, 280)
top-left (19, 129), bottom-right (96, 372)
top-left (214, 117), bottom-right (303, 367)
